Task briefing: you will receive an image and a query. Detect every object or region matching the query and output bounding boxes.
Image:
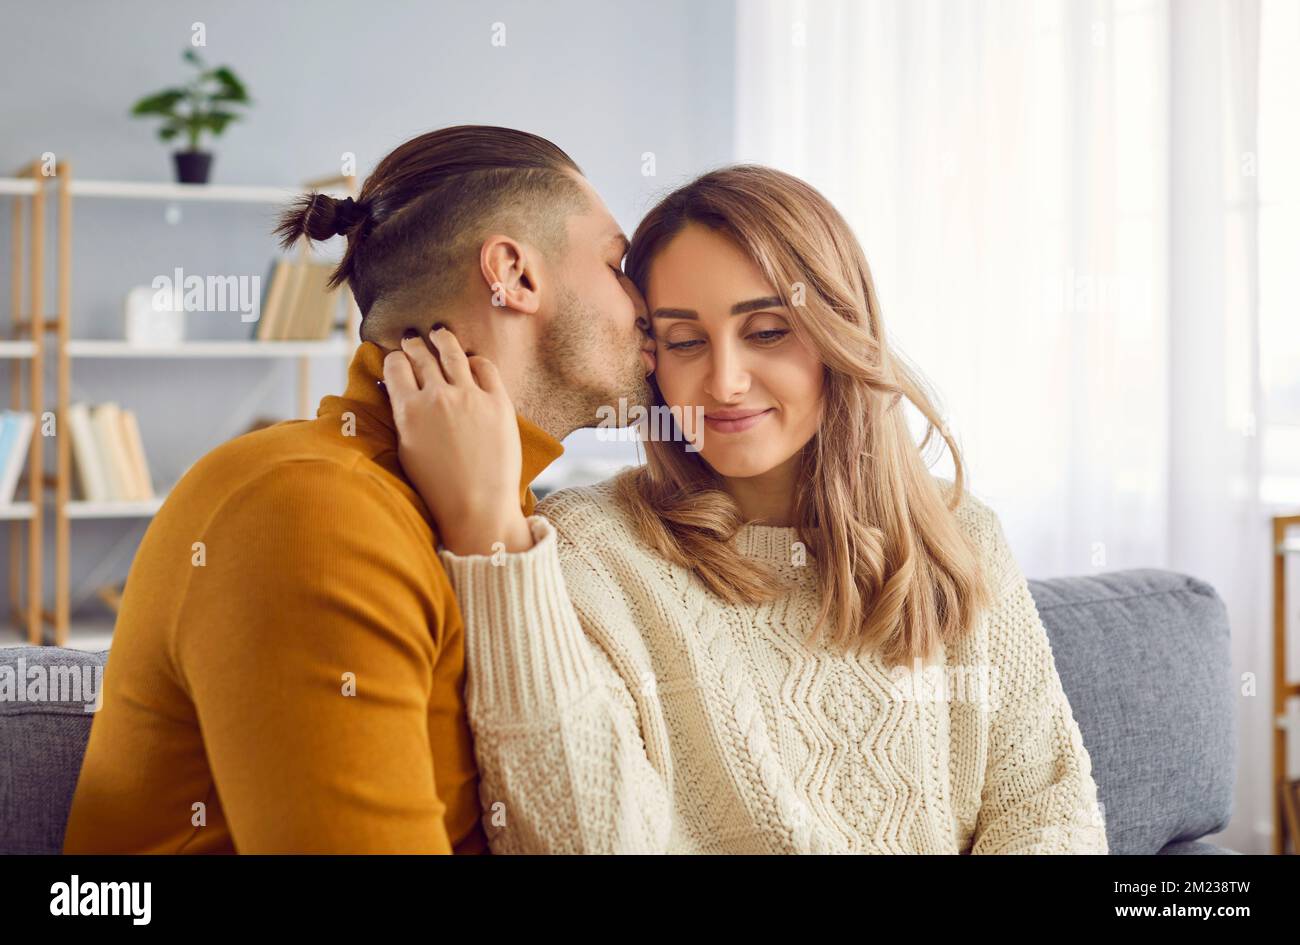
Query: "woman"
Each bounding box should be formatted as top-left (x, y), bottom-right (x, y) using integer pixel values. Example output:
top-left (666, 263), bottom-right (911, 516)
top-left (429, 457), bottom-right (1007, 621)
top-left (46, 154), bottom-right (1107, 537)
top-left (387, 165), bottom-right (1108, 854)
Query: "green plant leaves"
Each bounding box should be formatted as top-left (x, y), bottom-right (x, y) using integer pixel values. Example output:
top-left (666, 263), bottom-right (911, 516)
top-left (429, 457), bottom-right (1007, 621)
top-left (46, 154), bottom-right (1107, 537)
top-left (209, 67), bottom-right (250, 104)
top-left (202, 110), bottom-right (240, 135)
top-left (130, 50), bottom-right (251, 148)
top-left (131, 88), bottom-right (186, 116)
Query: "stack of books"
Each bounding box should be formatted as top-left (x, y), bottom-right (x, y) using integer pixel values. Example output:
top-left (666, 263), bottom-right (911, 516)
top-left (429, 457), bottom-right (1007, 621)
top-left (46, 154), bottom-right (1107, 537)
top-left (68, 402), bottom-right (154, 502)
top-left (0, 409), bottom-right (35, 505)
top-left (254, 258), bottom-right (344, 340)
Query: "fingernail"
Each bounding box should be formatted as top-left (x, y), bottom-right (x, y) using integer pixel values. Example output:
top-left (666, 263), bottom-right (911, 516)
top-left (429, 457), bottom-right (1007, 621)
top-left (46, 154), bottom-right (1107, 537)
top-left (402, 328), bottom-right (418, 339)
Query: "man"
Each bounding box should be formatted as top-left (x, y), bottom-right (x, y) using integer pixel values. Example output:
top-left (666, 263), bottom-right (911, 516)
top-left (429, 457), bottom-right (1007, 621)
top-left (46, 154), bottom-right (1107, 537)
top-left (63, 125), bottom-right (652, 853)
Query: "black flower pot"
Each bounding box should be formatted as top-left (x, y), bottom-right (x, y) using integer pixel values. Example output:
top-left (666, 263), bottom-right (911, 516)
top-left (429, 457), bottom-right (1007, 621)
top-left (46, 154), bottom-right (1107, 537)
top-left (173, 151), bottom-right (213, 184)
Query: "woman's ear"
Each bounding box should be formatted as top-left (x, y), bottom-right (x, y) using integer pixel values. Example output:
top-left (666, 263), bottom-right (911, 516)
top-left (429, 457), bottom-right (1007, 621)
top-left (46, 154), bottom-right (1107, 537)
top-left (479, 234), bottom-right (542, 315)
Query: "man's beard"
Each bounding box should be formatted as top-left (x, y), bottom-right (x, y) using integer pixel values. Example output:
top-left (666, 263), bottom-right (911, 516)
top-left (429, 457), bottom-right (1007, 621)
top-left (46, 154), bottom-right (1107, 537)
top-left (526, 283), bottom-right (651, 434)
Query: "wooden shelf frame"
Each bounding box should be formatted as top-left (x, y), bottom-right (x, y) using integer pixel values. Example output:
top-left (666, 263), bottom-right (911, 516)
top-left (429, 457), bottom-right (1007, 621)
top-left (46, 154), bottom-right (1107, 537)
top-left (30, 163), bottom-right (361, 646)
top-left (2, 160), bottom-right (48, 645)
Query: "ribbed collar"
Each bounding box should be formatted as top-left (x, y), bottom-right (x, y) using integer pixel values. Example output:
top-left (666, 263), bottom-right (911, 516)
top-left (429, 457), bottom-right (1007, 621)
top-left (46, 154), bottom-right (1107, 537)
top-left (733, 523), bottom-right (805, 563)
top-left (317, 341), bottom-right (566, 518)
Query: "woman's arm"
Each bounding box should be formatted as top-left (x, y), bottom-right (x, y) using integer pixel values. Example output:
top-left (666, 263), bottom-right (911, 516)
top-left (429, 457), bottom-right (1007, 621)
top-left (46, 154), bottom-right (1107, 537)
top-left (970, 507), bottom-right (1110, 855)
top-left (382, 328), bottom-right (673, 853)
top-left (437, 513), bottom-right (674, 853)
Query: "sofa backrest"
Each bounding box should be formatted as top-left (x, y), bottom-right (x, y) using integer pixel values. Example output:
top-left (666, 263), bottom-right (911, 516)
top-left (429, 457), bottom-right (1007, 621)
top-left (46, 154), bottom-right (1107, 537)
top-left (1029, 568), bottom-right (1236, 855)
top-left (0, 645), bottom-right (108, 854)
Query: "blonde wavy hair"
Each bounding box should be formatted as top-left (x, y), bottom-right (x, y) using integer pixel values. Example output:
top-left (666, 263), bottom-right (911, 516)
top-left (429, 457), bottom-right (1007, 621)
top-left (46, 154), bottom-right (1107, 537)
top-left (618, 165), bottom-right (993, 669)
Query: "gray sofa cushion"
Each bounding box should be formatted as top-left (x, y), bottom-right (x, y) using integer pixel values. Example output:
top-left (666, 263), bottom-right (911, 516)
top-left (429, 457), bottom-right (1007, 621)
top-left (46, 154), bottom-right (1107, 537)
top-left (1029, 568), bottom-right (1236, 855)
top-left (1158, 839), bottom-right (1241, 855)
top-left (0, 646), bottom-right (109, 854)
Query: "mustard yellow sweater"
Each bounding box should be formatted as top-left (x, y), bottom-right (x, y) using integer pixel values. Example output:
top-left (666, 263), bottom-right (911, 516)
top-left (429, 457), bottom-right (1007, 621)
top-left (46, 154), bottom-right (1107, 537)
top-left (63, 341), bottom-right (563, 854)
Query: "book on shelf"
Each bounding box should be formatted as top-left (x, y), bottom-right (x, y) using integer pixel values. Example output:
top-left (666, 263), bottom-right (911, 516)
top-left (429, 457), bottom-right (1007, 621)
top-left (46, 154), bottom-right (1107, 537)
top-left (0, 409), bottom-right (35, 505)
top-left (68, 402), bottom-right (155, 503)
top-left (254, 257), bottom-right (344, 341)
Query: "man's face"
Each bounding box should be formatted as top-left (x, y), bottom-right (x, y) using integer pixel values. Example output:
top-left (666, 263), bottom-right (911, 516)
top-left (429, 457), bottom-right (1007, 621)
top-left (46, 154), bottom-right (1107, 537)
top-left (532, 172), bottom-right (654, 427)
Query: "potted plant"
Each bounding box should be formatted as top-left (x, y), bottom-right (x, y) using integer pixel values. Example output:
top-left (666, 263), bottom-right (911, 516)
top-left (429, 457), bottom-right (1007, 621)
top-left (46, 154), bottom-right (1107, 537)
top-left (130, 50), bottom-right (251, 184)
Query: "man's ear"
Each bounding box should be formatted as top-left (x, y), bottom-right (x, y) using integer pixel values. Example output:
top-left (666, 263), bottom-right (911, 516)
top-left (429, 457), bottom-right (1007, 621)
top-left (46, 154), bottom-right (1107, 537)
top-left (479, 234), bottom-right (542, 315)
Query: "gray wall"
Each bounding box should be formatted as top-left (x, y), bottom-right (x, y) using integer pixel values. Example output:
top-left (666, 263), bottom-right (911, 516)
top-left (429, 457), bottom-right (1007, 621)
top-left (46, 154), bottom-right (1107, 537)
top-left (0, 0), bottom-right (735, 635)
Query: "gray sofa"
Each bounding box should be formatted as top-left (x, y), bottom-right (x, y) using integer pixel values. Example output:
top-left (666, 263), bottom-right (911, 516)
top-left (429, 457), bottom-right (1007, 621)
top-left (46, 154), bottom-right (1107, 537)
top-left (0, 567), bottom-right (1237, 854)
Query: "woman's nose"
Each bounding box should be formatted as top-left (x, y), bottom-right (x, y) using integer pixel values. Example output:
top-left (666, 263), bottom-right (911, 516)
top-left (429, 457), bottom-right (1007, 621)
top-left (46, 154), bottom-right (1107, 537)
top-left (706, 344), bottom-right (750, 401)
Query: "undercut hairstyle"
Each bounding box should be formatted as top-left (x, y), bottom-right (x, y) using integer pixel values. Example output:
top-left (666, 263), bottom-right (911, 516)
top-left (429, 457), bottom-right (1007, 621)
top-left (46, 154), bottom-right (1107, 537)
top-left (274, 125), bottom-right (589, 344)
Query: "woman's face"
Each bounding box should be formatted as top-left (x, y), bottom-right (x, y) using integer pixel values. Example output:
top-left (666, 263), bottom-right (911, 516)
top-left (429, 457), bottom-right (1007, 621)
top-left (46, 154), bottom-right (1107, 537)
top-left (646, 223), bottom-right (824, 480)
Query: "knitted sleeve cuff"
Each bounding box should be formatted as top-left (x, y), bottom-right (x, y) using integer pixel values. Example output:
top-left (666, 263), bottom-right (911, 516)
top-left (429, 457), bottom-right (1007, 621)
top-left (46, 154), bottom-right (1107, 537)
top-left (437, 515), bottom-right (601, 719)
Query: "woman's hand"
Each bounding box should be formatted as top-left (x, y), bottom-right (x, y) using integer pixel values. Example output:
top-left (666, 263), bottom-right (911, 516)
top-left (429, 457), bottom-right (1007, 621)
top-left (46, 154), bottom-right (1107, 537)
top-left (382, 328), bottom-right (533, 556)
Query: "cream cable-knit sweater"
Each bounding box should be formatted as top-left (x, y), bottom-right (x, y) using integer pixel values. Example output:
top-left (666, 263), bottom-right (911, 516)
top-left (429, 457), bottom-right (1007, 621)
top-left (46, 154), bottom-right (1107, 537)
top-left (437, 477), bottom-right (1109, 854)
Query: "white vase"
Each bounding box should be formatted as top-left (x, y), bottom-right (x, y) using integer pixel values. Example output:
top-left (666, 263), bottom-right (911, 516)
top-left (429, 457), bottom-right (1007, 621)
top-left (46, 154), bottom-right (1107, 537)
top-left (124, 285), bottom-right (186, 346)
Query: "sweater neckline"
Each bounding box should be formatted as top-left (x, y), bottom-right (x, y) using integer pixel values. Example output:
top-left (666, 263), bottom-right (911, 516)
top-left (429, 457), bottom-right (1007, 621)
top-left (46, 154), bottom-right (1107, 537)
top-left (733, 523), bottom-right (805, 563)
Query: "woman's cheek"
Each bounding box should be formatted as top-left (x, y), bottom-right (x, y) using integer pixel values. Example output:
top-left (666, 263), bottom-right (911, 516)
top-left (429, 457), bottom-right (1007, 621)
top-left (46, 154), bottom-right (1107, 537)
top-left (789, 345), bottom-right (824, 401)
top-left (775, 355), bottom-right (824, 436)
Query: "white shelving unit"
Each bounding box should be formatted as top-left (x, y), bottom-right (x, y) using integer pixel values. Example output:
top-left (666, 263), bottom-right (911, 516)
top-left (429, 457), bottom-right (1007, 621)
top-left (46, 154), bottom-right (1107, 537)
top-left (65, 496), bottom-right (169, 519)
top-left (68, 180), bottom-right (312, 204)
top-left (0, 503), bottom-right (37, 522)
top-left (60, 616), bottom-right (114, 653)
top-left (23, 163), bottom-right (360, 646)
top-left (0, 340), bottom-right (37, 357)
top-left (66, 338), bottom-right (349, 358)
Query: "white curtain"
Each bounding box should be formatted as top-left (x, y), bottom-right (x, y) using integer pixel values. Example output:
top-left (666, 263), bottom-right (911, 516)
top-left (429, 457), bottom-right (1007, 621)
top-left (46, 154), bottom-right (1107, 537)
top-left (735, 0), bottom-right (1282, 853)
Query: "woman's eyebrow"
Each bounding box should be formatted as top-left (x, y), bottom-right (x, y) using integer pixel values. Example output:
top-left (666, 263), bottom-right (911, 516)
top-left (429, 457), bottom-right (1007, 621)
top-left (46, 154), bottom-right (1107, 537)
top-left (731, 296), bottom-right (786, 315)
top-left (651, 296), bottom-right (787, 320)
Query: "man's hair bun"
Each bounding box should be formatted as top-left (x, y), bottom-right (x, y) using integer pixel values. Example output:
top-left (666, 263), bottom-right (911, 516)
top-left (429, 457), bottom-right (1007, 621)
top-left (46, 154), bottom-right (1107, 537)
top-left (274, 192), bottom-right (371, 250)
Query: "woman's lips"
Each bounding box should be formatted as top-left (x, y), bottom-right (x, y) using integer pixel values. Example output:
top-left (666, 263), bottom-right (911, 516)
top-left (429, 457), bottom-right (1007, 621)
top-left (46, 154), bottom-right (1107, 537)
top-left (704, 408), bottom-right (774, 434)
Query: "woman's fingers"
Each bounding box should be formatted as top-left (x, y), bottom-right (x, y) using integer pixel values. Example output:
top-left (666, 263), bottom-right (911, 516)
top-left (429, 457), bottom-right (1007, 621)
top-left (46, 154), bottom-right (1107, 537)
top-left (467, 355), bottom-right (504, 396)
top-left (395, 326), bottom-right (488, 394)
top-left (400, 333), bottom-right (445, 390)
top-left (382, 349), bottom-right (420, 399)
top-left (428, 327), bottom-right (474, 387)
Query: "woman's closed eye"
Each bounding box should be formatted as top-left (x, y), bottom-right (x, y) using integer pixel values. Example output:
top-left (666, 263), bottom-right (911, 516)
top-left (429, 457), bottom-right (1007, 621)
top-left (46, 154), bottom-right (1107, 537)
top-left (663, 328), bottom-right (790, 352)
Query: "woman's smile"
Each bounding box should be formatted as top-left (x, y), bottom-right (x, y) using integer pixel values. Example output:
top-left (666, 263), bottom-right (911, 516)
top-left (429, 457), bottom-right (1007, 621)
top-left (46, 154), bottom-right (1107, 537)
top-left (704, 406), bottom-right (774, 434)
